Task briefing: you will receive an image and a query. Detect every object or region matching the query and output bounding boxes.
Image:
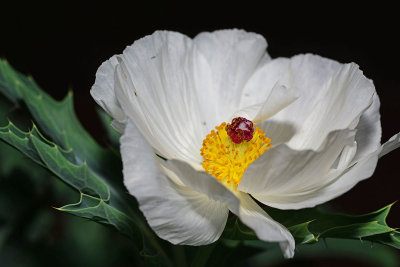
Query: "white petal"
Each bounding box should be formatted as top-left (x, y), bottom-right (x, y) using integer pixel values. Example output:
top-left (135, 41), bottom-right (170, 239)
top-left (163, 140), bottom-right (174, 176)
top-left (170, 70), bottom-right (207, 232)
top-left (288, 58), bottom-right (374, 150)
top-left (258, 152), bottom-right (378, 210)
top-left (352, 93), bottom-right (382, 162)
top-left (234, 193), bottom-right (295, 258)
top-left (165, 159), bottom-right (240, 208)
top-left (121, 121), bottom-right (229, 245)
top-left (110, 120), bottom-right (126, 133)
top-left (165, 160), bottom-right (294, 258)
top-left (240, 57), bottom-right (291, 109)
top-left (114, 31), bottom-right (216, 167)
top-left (258, 119), bottom-right (297, 146)
top-left (233, 83), bottom-right (298, 123)
top-left (90, 56), bottom-right (126, 132)
top-left (305, 132), bottom-right (400, 208)
top-left (249, 54), bottom-right (375, 150)
top-left (252, 132), bottom-right (400, 209)
top-left (194, 29), bottom-right (269, 121)
top-left (239, 129), bottom-right (356, 199)
top-left (379, 132), bottom-right (400, 158)
top-left (334, 141), bottom-right (357, 170)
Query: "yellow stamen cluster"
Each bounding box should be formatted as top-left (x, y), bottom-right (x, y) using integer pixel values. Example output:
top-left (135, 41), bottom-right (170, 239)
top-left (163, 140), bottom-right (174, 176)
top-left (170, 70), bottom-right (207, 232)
top-left (200, 122), bottom-right (272, 190)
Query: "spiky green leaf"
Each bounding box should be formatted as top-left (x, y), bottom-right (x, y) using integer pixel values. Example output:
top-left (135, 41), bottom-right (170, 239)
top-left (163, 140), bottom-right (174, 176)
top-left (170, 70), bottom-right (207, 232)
top-left (0, 60), bottom-right (172, 266)
top-left (223, 203), bottom-right (399, 250)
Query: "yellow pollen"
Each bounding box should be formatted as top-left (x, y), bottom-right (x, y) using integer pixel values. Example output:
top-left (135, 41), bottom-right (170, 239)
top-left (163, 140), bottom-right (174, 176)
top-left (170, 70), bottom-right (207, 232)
top-left (201, 122), bottom-right (272, 190)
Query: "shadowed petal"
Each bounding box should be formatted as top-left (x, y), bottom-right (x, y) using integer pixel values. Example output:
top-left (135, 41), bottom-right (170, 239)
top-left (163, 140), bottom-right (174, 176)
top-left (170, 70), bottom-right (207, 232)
top-left (194, 29), bottom-right (269, 122)
top-left (239, 129), bottom-right (355, 197)
top-left (235, 193), bottom-right (295, 258)
top-left (233, 83), bottom-right (298, 123)
top-left (243, 54), bottom-right (375, 150)
top-left (351, 93), bottom-right (382, 162)
top-left (165, 159), bottom-right (294, 258)
top-left (90, 56), bottom-right (126, 132)
top-left (251, 132), bottom-right (400, 209)
top-left (121, 121), bottom-right (229, 245)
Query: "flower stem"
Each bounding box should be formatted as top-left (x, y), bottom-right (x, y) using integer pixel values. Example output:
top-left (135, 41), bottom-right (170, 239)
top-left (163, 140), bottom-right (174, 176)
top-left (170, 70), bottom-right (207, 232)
top-left (190, 243), bottom-right (217, 267)
top-left (173, 245), bottom-right (187, 267)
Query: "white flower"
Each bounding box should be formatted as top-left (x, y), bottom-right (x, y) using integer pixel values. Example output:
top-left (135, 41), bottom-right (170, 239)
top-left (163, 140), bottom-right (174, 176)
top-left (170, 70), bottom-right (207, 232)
top-left (91, 29), bottom-right (400, 258)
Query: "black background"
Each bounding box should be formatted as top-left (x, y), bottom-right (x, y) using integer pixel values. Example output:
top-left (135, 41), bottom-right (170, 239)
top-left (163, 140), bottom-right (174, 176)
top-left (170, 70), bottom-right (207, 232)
top-left (1, 1), bottom-right (399, 265)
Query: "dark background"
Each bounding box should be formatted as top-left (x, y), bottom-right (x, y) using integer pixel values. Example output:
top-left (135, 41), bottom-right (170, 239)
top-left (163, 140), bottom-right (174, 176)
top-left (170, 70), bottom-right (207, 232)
top-left (0, 1), bottom-right (399, 266)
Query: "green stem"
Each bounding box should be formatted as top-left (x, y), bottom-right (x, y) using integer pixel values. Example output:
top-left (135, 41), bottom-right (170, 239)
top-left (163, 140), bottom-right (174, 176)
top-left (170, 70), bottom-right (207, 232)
top-left (190, 243), bottom-right (217, 267)
top-left (173, 245), bottom-right (187, 267)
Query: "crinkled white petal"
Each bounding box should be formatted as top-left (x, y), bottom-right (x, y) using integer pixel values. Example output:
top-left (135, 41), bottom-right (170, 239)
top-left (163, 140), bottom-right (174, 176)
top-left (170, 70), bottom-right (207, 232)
top-left (239, 129), bottom-right (356, 198)
top-left (121, 121), bottom-right (229, 245)
top-left (352, 93), bottom-right (382, 162)
top-left (194, 29), bottom-right (269, 122)
top-left (233, 83), bottom-right (298, 123)
top-left (114, 31), bottom-right (217, 167)
top-left (286, 56), bottom-right (374, 150)
top-left (251, 154), bottom-right (376, 210)
top-left (165, 159), bottom-right (294, 258)
top-left (251, 132), bottom-right (400, 209)
top-left (243, 54), bottom-right (375, 150)
top-left (90, 55), bottom-right (126, 132)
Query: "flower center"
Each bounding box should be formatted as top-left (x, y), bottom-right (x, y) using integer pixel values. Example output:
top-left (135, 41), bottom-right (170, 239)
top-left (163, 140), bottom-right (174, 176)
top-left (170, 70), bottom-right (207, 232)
top-left (200, 117), bottom-right (272, 190)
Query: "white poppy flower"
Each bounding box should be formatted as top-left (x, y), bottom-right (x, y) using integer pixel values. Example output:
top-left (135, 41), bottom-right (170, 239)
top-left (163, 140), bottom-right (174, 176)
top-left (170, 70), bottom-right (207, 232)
top-left (91, 29), bottom-right (400, 258)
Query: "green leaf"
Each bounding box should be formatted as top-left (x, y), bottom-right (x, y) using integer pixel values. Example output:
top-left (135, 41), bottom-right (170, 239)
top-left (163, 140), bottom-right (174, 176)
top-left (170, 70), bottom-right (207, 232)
top-left (366, 231), bottom-right (400, 249)
top-left (57, 193), bottom-right (141, 245)
top-left (0, 121), bottom-right (45, 166)
top-left (287, 221), bottom-right (315, 244)
top-left (222, 217), bottom-right (257, 240)
top-left (32, 134), bottom-right (111, 200)
top-left (267, 203), bottom-right (397, 245)
top-left (0, 61), bottom-right (173, 266)
top-left (0, 59), bottom-right (119, 182)
top-left (223, 203), bottom-right (399, 250)
top-left (0, 122), bottom-right (110, 200)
